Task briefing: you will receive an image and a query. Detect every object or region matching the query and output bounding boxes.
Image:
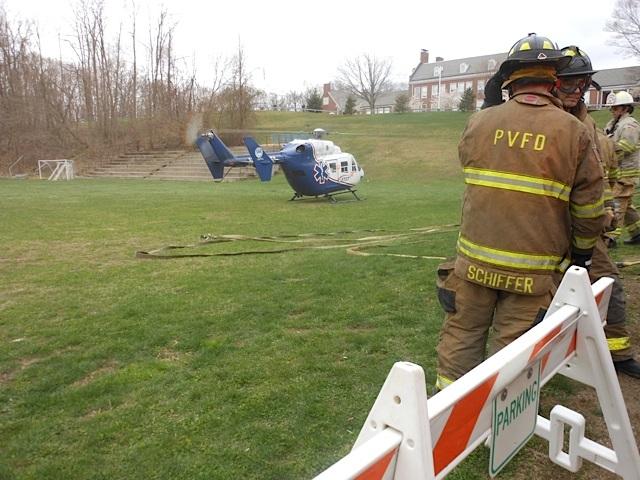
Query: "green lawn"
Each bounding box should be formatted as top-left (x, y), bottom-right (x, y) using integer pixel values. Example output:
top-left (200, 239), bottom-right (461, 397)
top-left (0, 110), bottom-right (634, 479)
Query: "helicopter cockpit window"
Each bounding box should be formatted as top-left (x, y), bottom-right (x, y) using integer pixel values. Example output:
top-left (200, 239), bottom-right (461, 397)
top-left (341, 161), bottom-right (349, 173)
top-left (351, 162), bottom-right (358, 172)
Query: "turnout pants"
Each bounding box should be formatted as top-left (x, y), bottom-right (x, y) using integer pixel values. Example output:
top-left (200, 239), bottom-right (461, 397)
top-left (610, 181), bottom-right (640, 240)
top-left (435, 268), bottom-right (554, 390)
top-left (590, 237), bottom-right (634, 361)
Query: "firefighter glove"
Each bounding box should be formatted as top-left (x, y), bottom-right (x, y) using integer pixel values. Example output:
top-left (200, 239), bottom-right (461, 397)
top-left (604, 206), bottom-right (617, 231)
top-left (571, 252), bottom-right (593, 271)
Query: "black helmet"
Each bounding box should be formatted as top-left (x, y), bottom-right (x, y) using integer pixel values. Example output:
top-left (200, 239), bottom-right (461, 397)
top-left (498, 33), bottom-right (570, 79)
top-left (557, 46), bottom-right (597, 77)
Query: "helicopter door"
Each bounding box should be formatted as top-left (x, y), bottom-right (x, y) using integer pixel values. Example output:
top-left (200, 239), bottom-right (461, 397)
top-left (328, 162), bottom-right (337, 179)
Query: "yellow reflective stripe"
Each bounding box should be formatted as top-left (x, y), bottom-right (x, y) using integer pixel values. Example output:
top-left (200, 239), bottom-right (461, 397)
top-left (627, 219), bottom-right (640, 235)
top-left (618, 139), bottom-right (637, 153)
top-left (573, 235), bottom-right (598, 250)
top-left (618, 168), bottom-right (640, 178)
top-left (457, 235), bottom-right (563, 270)
top-left (570, 197), bottom-right (604, 219)
top-left (436, 374), bottom-right (454, 390)
top-left (607, 337), bottom-right (631, 352)
top-left (463, 167), bottom-right (571, 201)
top-left (557, 257), bottom-right (571, 273)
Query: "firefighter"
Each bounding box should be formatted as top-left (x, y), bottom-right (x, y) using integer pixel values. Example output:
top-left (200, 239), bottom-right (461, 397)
top-left (553, 46), bottom-right (640, 378)
top-left (435, 33), bottom-right (605, 390)
top-left (605, 91), bottom-right (640, 245)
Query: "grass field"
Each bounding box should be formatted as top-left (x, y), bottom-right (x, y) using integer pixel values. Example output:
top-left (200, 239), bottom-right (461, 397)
top-left (1, 110), bottom-right (636, 480)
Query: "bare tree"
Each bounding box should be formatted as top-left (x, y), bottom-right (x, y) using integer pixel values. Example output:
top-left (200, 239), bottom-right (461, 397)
top-left (130, 0), bottom-right (138, 119)
top-left (285, 90), bottom-right (304, 112)
top-left (337, 54), bottom-right (393, 113)
top-left (268, 92), bottom-right (286, 110)
top-left (606, 0), bottom-right (640, 58)
top-left (224, 41), bottom-right (255, 126)
top-left (0, 1), bottom-right (257, 172)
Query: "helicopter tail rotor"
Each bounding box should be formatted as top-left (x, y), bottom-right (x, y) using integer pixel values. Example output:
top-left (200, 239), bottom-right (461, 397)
top-left (195, 134), bottom-right (224, 180)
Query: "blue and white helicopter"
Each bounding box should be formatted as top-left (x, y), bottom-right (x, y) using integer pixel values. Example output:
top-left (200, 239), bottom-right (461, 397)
top-left (195, 130), bottom-right (364, 202)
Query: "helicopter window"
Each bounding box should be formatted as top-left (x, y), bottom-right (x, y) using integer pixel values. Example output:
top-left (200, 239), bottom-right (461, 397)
top-left (341, 161), bottom-right (349, 173)
top-left (351, 163), bottom-right (358, 172)
top-left (329, 163), bottom-right (337, 173)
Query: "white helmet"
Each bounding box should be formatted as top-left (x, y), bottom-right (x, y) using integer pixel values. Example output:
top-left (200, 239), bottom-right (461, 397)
top-left (606, 91), bottom-right (634, 106)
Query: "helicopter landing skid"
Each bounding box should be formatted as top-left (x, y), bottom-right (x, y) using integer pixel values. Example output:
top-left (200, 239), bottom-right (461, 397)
top-left (289, 189), bottom-right (362, 203)
top-left (327, 189), bottom-right (361, 203)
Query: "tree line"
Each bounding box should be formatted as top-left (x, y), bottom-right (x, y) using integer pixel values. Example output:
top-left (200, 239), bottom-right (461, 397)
top-left (0, 1), bottom-right (399, 175)
top-left (0, 1), bottom-right (263, 173)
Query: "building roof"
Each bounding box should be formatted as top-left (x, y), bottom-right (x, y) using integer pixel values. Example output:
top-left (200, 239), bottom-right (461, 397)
top-left (409, 50), bottom-right (640, 91)
top-left (592, 66), bottom-right (640, 89)
top-left (375, 90), bottom-right (408, 107)
top-left (410, 52), bottom-right (507, 83)
top-left (330, 89), bottom-right (407, 110)
top-left (329, 90), bottom-right (364, 110)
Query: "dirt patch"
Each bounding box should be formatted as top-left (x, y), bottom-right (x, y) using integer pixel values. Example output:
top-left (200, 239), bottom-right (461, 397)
top-left (156, 339), bottom-right (191, 363)
top-left (510, 270), bottom-right (640, 479)
top-left (0, 356), bottom-right (41, 385)
top-left (81, 398), bottom-right (134, 420)
top-left (72, 361), bottom-right (118, 387)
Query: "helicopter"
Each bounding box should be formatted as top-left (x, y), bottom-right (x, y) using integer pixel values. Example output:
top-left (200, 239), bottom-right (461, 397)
top-left (195, 130), bottom-right (364, 202)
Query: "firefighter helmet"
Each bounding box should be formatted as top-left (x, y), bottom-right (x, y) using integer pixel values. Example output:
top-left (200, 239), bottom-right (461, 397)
top-left (498, 33), bottom-right (570, 79)
top-left (557, 46), bottom-right (597, 77)
top-left (607, 91), bottom-right (635, 106)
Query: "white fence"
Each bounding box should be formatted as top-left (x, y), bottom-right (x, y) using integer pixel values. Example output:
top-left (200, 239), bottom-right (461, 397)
top-left (314, 267), bottom-right (640, 479)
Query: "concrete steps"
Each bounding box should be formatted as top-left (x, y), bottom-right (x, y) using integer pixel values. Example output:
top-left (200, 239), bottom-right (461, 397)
top-left (84, 148), bottom-right (260, 181)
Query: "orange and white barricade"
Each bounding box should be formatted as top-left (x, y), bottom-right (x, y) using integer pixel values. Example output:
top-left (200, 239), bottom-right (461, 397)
top-left (313, 267), bottom-right (640, 479)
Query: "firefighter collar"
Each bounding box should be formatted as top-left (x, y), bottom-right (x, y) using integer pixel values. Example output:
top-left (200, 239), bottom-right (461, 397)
top-left (568, 101), bottom-right (588, 122)
top-left (512, 91), bottom-right (563, 109)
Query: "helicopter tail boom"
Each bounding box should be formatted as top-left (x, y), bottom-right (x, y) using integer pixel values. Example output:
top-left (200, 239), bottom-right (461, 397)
top-left (195, 131), bottom-right (273, 182)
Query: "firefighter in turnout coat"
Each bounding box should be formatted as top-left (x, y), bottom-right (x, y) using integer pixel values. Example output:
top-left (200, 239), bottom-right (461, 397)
top-left (553, 46), bottom-right (640, 378)
top-left (605, 91), bottom-right (640, 245)
top-left (435, 34), bottom-right (605, 390)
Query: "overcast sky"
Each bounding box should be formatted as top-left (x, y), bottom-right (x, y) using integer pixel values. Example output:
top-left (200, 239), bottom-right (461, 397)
top-left (3, 0), bottom-right (637, 95)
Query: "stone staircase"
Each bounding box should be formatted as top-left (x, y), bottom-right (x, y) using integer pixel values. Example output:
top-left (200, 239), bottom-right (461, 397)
top-left (84, 147), bottom-right (263, 181)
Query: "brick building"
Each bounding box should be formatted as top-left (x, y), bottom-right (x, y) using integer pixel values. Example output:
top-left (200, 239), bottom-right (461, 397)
top-left (409, 49), bottom-right (506, 111)
top-left (409, 48), bottom-right (640, 112)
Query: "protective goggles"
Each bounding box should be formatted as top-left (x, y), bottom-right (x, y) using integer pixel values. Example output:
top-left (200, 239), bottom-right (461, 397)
top-left (556, 76), bottom-right (591, 94)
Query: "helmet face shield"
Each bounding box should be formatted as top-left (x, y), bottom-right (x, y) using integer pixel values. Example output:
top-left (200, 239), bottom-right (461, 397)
top-left (556, 76), bottom-right (591, 94)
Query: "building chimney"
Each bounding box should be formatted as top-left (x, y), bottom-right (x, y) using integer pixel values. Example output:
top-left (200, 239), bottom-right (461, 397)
top-left (420, 49), bottom-right (429, 64)
top-left (323, 83), bottom-right (331, 95)
top-left (436, 56), bottom-right (444, 62)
